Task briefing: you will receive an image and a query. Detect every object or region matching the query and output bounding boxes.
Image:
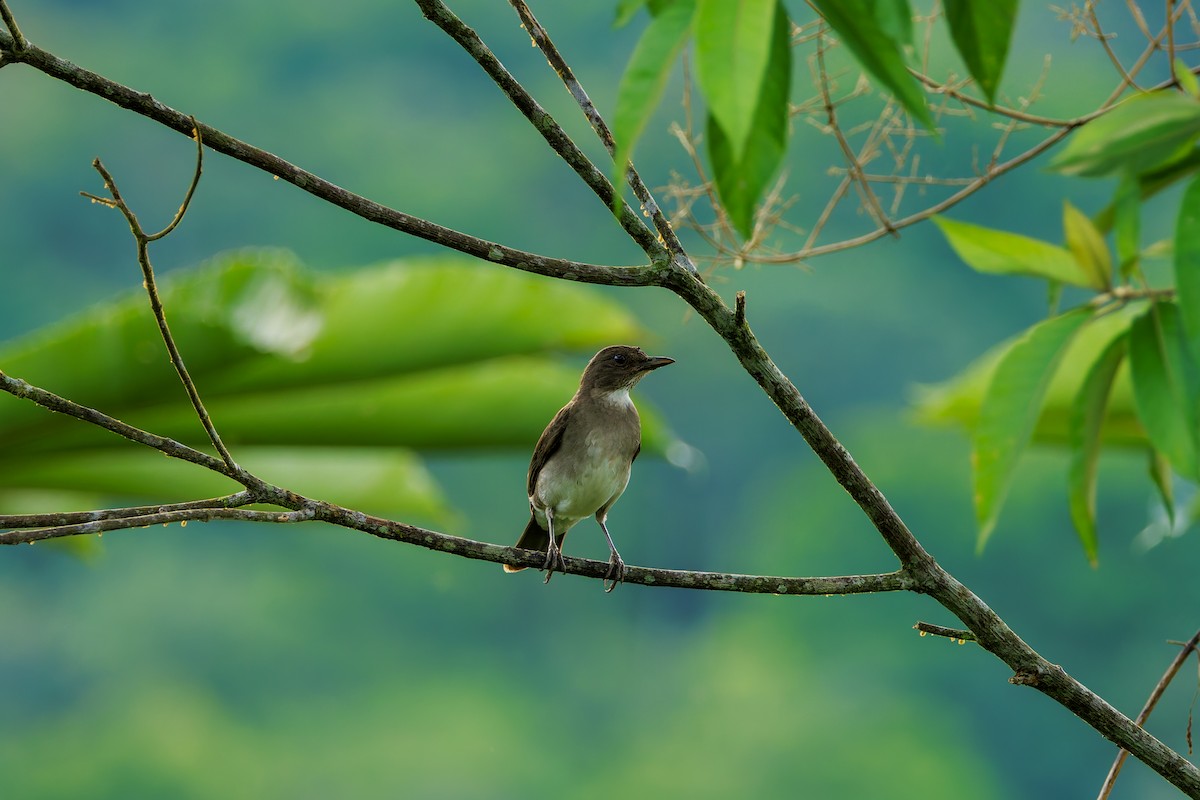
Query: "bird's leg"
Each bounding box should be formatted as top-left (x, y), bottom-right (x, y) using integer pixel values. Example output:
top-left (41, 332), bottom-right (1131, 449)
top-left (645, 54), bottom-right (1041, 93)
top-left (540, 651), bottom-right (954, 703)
top-left (597, 515), bottom-right (625, 593)
top-left (542, 509), bottom-right (566, 584)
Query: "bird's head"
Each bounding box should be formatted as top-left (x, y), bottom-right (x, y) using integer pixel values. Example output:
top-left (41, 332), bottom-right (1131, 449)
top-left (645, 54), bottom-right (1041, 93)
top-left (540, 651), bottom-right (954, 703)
top-left (580, 345), bottom-right (674, 393)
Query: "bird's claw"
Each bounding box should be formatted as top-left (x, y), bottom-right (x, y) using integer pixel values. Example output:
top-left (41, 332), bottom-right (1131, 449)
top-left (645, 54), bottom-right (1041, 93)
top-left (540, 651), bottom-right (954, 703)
top-left (542, 541), bottom-right (566, 584)
top-left (603, 551), bottom-right (625, 593)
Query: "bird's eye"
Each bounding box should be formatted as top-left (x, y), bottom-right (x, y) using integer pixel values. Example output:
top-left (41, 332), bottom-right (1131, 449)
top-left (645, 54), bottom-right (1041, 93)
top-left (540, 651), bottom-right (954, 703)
top-left (612, 353), bottom-right (627, 364)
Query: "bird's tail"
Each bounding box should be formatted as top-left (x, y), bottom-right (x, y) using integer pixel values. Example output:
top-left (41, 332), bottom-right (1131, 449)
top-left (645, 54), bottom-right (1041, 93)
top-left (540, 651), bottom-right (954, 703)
top-left (503, 515), bottom-right (563, 573)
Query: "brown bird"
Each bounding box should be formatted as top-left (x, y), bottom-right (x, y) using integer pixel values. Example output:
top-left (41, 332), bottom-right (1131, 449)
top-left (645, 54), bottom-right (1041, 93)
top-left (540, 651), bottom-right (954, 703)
top-left (504, 345), bottom-right (674, 591)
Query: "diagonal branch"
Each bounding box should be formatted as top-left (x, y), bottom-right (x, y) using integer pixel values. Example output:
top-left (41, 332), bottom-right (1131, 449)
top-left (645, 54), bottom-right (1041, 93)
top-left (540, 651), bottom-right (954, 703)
top-left (0, 0), bottom-right (24, 53)
top-left (507, 0), bottom-right (698, 275)
top-left (413, 0), bottom-right (668, 263)
top-left (0, 369), bottom-right (237, 478)
top-left (0, 29), bottom-right (660, 287)
top-left (1097, 628), bottom-right (1200, 800)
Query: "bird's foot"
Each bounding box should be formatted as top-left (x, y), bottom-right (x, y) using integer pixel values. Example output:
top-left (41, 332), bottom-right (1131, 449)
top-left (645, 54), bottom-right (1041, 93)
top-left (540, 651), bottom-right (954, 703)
top-left (542, 541), bottom-right (566, 584)
top-left (603, 550), bottom-right (625, 593)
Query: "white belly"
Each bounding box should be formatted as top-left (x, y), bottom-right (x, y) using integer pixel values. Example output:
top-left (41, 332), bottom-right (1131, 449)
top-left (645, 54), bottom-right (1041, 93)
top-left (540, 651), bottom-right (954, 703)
top-left (532, 429), bottom-right (633, 530)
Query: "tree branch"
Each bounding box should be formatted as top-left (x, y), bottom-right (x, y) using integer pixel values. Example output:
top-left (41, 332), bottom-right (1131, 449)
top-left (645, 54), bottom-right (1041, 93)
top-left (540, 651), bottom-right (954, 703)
top-left (83, 125), bottom-right (244, 475)
top-left (0, 369), bottom-right (237, 478)
top-left (0, 29), bottom-right (661, 287)
top-left (0, 493), bottom-right (256, 530)
top-left (413, 0), bottom-right (668, 263)
top-left (0, 0), bottom-right (25, 53)
top-left (506, 0), bottom-right (698, 275)
top-left (1098, 628), bottom-right (1200, 800)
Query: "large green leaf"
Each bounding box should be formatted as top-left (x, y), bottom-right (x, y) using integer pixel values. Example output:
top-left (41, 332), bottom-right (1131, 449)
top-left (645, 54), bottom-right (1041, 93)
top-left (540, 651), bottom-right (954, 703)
top-left (1129, 302), bottom-right (1200, 480)
top-left (1174, 175), bottom-right (1200, 357)
top-left (0, 250), bottom-right (673, 517)
top-left (1049, 91), bottom-right (1200, 177)
top-left (25, 356), bottom-right (674, 455)
top-left (942, 0), bottom-right (1017, 106)
top-left (1066, 332), bottom-right (1127, 565)
top-left (611, 0), bottom-right (695, 201)
top-left (972, 308), bottom-right (1093, 550)
top-left (706, 3), bottom-right (791, 239)
top-left (810, 0), bottom-right (934, 130)
top-left (934, 216), bottom-right (1096, 288)
top-left (695, 0), bottom-right (778, 162)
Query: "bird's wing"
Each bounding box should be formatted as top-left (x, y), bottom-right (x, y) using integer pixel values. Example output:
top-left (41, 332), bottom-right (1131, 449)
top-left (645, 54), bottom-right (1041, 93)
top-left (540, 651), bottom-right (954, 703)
top-left (527, 403), bottom-right (572, 497)
top-left (631, 442), bottom-right (641, 464)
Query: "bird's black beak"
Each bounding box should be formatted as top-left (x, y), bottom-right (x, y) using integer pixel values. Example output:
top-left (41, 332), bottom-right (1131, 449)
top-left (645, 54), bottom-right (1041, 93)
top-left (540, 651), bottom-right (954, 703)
top-left (641, 356), bottom-right (675, 371)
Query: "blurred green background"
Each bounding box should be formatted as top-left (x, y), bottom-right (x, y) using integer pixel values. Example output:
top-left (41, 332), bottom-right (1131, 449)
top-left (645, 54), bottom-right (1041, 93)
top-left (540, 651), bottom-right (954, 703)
top-left (2, 2), bottom-right (1199, 798)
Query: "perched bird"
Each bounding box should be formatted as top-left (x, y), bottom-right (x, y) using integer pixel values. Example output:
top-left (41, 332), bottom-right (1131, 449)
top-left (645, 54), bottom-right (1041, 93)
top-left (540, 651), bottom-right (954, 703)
top-left (504, 345), bottom-right (674, 591)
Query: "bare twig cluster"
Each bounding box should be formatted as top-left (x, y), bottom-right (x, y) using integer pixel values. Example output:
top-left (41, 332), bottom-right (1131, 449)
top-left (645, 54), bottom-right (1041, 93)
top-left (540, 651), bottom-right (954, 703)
top-left (2, 0), bottom-right (1200, 796)
top-left (663, 1), bottom-right (1200, 270)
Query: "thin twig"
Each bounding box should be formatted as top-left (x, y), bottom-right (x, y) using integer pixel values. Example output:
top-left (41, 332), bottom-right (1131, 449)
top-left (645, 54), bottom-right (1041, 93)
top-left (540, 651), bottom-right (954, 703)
top-left (0, 493), bottom-right (257, 530)
top-left (1097, 628), bottom-right (1200, 800)
top-left (2, 506), bottom-right (313, 544)
top-left (915, 621), bottom-right (978, 642)
top-left (1088, 4), bottom-right (1146, 92)
top-left (413, 0), bottom-right (667, 264)
top-left (85, 130), bottom-right (241, 474)
top-left (508, 0), bottom-right (698, 275)
top-left (815, 26), bottom-right (897, 236)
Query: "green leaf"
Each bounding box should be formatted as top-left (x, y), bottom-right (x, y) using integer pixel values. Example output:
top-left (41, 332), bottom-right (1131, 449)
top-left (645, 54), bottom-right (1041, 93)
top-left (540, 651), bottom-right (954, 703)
top-left (706, 4), bottom-right (791, 239)
top-left (810, 0), bottom-right (934, 130)
top-left (1129, 302), bottom-right (1200, 480)
top-left (943, 0), bottom-right (1017, 105)
top-left (1148, 449), bottom-right (1176, 526)
top-left (1112, 175), bottom-right (1141, 279)
top-left (694, 0), bottom-right (778, 162)
top-left (611, 0), bottom-right (696, 202)
top-left (1178, 59), bottom-right (1200, 98)
top-left (1062, 201), bottom-right (1112, 290)
top-left (1049, 90), bottom-right (1200, 177)
top-left (1067, 332), bottom-right (1127, 566)
top-left (1174, 175), bottom-right (1200, 357)
top-left (614, 0), bottom-right (648, 27)
top-left (933, 216), bottom-right (1095, 287)
top-left (874, 0), bottom-right (914, 46)
top-left (1093, 149), bottom-right (1200, 233)
top-left (914, 305), bottom-right (1142, 447)
top-left (973, 308), bottom-right (1093, 550)
top-left (107, 356), bottom-right (675, 455)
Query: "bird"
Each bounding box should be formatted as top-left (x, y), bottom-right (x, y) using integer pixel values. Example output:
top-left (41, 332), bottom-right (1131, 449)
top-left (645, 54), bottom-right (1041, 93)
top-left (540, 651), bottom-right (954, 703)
top-left (504, 344), bottom-right (674, 592)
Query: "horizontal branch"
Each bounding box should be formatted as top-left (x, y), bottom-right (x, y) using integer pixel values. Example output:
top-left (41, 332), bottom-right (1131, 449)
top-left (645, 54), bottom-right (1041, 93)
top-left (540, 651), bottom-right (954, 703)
top-left (0, 493), bottom-right (255, 530)
top-left (0, 367), bottom-right (908, 594)
top-left (1, 506), bottom-right (311, 544)
top-left (315, 498), bottom-right (914, 594)
top-left (0, 30), bottom-right (662, 287)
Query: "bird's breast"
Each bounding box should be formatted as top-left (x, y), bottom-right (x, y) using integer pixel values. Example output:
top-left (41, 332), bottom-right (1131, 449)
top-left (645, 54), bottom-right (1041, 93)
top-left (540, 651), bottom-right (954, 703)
top-left (532, 411), bottom-right (639, 524)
